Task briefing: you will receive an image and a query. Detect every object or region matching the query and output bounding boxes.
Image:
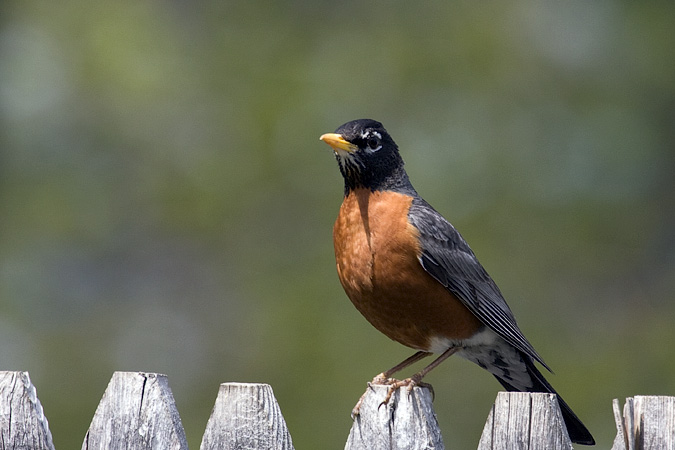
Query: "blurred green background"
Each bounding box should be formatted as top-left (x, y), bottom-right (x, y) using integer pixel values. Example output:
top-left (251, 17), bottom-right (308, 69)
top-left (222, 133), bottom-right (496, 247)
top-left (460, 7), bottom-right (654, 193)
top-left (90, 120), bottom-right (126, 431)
top-left (1, 0), bottom-right (674, 448)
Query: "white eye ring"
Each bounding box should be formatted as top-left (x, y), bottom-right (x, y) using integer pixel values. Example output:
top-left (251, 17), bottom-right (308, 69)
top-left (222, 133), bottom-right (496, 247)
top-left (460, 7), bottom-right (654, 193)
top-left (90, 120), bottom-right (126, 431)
top-left (363, 131), bottom-right (382, 152)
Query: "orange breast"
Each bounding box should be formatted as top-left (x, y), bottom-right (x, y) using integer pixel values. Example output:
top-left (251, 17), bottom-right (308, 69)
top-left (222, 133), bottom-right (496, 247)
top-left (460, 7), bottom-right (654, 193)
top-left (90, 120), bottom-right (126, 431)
top-left (333, 189), bottom-right (482, 351)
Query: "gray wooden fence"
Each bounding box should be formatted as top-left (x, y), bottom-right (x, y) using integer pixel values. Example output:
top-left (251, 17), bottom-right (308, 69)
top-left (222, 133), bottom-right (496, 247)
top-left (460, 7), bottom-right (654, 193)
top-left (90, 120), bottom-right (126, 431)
top-left (0, 370), bottom-right (673, 449)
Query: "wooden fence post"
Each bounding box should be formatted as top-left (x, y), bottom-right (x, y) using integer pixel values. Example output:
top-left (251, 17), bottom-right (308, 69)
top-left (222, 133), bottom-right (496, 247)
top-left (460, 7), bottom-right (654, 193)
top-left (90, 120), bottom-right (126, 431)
top-left (345, 384), bottom-right (444, 450)
top-left (0, 371), bottom-right (55, 450)
top-left (14, 369), bottom-right (675, 448)
top-left (612, 395), bottom-right (675, 450)
top-left (82, 371), bottom-right (188, 450)
top-left (200, 382), bottom-right (294, 450)
top-left (477, 391), bottom-right (572, 450)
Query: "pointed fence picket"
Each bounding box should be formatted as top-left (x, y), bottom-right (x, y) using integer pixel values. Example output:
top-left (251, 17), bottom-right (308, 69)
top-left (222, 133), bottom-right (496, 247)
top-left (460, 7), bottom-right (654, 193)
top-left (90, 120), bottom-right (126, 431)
top-left (0, 370), bottom-right (673, 449)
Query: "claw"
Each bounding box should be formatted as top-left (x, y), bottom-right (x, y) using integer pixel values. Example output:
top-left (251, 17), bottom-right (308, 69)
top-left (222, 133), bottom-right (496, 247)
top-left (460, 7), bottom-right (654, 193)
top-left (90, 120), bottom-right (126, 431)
top-left (379, 376), bottom-right (420, 407)
top-left (351, 386), bottom-right (370, 418)
top-left (351, 375), bottom-right (402, 418)
top-left (351, 401), bottom-right (363, 419)
top-left (418, 381), bottom-right (435, 401)
top-left (352, 348), bottom-right (456, 418)
top-left (352, 364), bottom-right (440, 418)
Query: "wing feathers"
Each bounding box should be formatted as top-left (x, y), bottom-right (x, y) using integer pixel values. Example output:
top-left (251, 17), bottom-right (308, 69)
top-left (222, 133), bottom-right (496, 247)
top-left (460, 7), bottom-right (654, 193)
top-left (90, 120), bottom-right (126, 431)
top-left (409, 198), bottom-right (549, 370)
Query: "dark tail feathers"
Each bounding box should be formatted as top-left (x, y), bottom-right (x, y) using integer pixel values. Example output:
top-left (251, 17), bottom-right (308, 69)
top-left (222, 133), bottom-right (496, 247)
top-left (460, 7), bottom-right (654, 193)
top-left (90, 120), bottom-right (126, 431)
top-left (494, 358), bottom-right (595, 446)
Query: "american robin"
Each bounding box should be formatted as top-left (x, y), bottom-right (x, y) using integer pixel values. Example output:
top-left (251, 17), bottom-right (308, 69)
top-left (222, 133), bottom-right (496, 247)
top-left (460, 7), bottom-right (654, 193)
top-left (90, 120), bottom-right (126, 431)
top-left (320, 119), bottom-right (594, 445)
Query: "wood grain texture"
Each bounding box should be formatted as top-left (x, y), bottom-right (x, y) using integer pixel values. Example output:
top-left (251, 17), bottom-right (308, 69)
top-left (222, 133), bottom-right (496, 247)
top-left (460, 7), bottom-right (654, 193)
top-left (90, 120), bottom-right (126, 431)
top-left (81, 372), bottom-right (187, 450)
top-left (0, 371), bottom-right (55, 450)
top-left (345, 384), bottom-right (444, 450)
top-left (612, 396), bottom-right (675, 450)
top-left (478, 392), bottom-right (572, 450)
top-left (200, 382), bottom-right (294, 450)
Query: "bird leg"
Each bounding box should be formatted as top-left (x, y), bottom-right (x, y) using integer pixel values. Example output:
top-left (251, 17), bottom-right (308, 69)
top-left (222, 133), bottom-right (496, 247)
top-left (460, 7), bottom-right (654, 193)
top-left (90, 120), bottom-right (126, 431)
top-left (371, 350), bottom-right (431, 384)
top-left (378, 347), bottom-right (460, 409)
top-left (351, 351), bottom-right (431, 418)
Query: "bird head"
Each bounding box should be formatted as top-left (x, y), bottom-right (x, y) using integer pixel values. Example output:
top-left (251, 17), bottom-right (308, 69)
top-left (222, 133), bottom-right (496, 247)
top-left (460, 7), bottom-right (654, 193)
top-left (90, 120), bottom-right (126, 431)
top-left (320, 119), bottom-right (410, 194)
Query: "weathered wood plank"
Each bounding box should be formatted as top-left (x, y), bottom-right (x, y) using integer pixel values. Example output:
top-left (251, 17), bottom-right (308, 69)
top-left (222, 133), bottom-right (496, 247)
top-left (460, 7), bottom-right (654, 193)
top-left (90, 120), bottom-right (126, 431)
top-left (200, 382), bottom-right (294, 450)
top-left (477, 392), bottom-right (572, 450)
top-left (82, 371), bottom-right (188, 450)
top-left (0, 371), bottom-right (55, 450)
top-left (345, 384), bottom-right (444, 450)
top-left (612, 395), bottom-right (675, 450)
top-left (612, 398), bottom-right (632, 450)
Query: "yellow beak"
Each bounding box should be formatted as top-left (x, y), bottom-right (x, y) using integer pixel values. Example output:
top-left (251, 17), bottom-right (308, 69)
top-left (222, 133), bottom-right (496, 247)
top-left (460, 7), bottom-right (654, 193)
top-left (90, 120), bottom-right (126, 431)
top-left (319, 133), bottom-right (357, 153)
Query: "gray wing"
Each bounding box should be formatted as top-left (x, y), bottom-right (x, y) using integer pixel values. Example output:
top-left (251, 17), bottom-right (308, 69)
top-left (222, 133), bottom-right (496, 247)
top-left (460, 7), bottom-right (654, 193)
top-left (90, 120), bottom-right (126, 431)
top-left (408, 197), bottom-right (550, 371)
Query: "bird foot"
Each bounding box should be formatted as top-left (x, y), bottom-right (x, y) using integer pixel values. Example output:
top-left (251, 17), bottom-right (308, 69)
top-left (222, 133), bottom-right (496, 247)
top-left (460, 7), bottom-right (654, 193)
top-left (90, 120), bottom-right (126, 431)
top-left (370, 372), bottom-right (398, 386)
top-left (351, 374), bottom-right (434, 419)
top-left (350, 389), bottom-right (369, 419)
top-left (351, 374), bottom-right (397, 418)
top-left (379, 375), bottom-right (435, 407)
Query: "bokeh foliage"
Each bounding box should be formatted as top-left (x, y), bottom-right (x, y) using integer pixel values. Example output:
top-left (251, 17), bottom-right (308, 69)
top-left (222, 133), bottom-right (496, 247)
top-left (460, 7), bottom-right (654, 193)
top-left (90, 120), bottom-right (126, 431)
top-left (1, 0), bottom-right (674, 448)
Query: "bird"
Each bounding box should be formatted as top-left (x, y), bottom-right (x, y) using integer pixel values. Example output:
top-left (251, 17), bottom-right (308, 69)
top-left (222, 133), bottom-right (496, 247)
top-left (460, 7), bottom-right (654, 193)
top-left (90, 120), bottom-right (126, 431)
top-left (319, 119), bottom-right (595, 445)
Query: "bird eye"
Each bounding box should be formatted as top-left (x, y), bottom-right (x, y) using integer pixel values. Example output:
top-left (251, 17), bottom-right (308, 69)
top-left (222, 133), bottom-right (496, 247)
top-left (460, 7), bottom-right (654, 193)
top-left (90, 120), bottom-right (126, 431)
top-left (367, 137), bottom-right (380, 150)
